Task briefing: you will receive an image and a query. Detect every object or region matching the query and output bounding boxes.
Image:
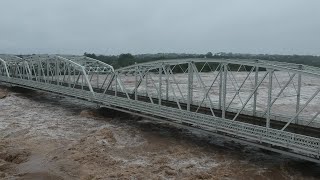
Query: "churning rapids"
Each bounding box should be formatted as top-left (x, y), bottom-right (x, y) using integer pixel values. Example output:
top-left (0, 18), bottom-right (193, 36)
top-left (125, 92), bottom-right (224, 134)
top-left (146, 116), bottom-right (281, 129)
top-left (0, 86), bottom-right (320, 180)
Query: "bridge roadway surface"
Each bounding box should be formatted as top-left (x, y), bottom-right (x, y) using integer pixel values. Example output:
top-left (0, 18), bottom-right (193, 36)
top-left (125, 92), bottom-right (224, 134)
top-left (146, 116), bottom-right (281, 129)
top-left (1, 55), bottom-right (320, 163)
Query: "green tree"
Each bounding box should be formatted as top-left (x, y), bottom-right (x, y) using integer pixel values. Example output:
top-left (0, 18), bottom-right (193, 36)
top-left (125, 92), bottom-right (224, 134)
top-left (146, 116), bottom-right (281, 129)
top-left (205, 52), bottom-right (213, 58)
top-left (84, 52), bottom-right (97, 59)
top-left (118, 53), bottom-right (135, 67)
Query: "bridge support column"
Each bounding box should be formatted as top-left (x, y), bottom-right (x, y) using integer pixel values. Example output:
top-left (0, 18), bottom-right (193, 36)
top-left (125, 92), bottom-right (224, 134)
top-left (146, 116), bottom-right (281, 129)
top-left (187, 62), bottom-right (193, 111)
top-left (266, 69), bottom-right (274, 128)
top-left (253, 65), bottom-right (259, 116)
top-left (296, 65), bottom-right (302, 125)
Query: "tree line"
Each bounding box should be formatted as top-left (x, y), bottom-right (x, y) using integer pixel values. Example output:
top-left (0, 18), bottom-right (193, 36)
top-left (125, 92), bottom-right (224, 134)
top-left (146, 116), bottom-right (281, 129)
top-left (84, 52), bottom-right (320, 72)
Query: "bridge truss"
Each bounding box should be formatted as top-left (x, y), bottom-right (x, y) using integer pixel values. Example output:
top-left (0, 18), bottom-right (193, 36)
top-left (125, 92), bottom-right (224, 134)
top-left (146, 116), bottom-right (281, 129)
top-left (0, 54), bottom-right (320, 163)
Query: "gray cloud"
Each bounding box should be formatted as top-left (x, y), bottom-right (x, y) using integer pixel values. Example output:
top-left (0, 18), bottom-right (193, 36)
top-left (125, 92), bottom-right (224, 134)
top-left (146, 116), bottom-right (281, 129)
top-left (0, 0), bottom-right (319, 55)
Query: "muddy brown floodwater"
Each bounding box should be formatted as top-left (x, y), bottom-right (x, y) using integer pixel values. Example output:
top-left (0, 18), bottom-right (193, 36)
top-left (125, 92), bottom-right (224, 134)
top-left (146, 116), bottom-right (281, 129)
top-left (0, 86), bottom-right (320, 180)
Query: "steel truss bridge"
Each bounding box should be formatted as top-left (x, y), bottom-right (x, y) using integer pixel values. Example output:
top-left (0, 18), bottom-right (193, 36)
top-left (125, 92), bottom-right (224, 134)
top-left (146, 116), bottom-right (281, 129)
top-left (1, 54), bottom-right (320, 163)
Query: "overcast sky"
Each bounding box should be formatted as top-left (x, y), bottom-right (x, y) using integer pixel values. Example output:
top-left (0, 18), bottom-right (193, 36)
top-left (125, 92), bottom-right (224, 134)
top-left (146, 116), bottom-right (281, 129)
top-left (0, 0), bottom-right (319, 55)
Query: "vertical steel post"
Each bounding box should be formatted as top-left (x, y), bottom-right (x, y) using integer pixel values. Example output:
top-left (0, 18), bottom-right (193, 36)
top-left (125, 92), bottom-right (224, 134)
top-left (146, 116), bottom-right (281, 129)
top-left (222, 63), bottom-right (227, 118)
top-left (73, 66), bottom-right (76, 85)
top-left (253, 65), bottom-right (259, 116)
top-left (56, 61), bottom-right (59, 85)
top-left (159, 65), bottom-right (162, 105)
top-left (266, 69), bottom-right (273, 128)
top-left (135, 63), bottom-right (138, 101)
top-left (68, 66), bottom-right (71, 87)
top-left (97, 73), bottom-right (99, 88)
top-left (296, 65), bottom-right (302, 124)
top-left (26, 63), bottom-right (32, 80)
top-left (81, 73), bottom-right (83, 90)
top-left (20, 64), bottom-right (23, 79)
top-left (0, 58), bottom-right (10, 78)
top-left (46, 60), bottom-right (49, 83)
top-left (145, 71), bottom-right (148, 97)
top-left (23, 63), bottom-right (26, 79)
top-left (115, 73), bottom-right (118, 97)
top-left (81, 68), bottom-right (94, 93)
top-left (187, 61), bottom-right (193, 111)
top-left (218, 64), bottom-right (223, 110)
top-left (38, 61), bottom-right (41, 82)
top-left (166, 65), bottom-right (169, 101)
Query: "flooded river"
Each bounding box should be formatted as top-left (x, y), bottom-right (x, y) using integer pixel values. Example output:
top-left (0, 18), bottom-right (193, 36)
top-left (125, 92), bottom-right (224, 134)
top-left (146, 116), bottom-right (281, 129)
top-left (0, 86), bottom-right (320, 179)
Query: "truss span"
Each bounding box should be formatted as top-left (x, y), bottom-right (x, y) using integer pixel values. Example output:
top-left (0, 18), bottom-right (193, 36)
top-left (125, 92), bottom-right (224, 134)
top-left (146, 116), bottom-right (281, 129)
top-left (0, 55), bottom-right (320, 163)
top-left (114, 59), bottom-right (320, 128)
